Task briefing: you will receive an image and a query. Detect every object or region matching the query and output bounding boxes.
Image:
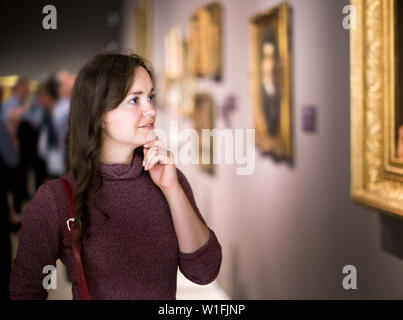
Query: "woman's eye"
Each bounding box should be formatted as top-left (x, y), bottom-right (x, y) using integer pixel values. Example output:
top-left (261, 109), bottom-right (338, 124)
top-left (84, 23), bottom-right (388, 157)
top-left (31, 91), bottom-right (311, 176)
top-left (148, 94), bottom-right (156, 101)
top-left (130, 97), bottom-right (139, 105)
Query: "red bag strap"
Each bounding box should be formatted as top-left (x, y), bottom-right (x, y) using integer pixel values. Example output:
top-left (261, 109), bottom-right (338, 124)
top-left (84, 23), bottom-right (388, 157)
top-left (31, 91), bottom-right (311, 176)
top-left (60, 177), bottom-right (91, 300)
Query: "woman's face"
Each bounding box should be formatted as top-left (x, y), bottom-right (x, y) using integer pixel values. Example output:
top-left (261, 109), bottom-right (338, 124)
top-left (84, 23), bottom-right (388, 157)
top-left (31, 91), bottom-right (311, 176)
top-left (102, 66), bottom-right (157, 149)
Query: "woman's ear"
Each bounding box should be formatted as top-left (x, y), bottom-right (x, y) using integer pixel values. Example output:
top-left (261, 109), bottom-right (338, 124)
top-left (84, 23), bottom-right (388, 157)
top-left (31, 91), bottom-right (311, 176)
top-left (101, 117), bottom-right (107, 129)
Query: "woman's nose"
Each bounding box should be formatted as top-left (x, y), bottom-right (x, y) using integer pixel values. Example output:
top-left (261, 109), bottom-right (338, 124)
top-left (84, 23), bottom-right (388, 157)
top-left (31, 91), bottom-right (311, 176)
top-left (143, 103), bottom-right (156, 118)
top-left (143, 101), bottom-right (157, 117)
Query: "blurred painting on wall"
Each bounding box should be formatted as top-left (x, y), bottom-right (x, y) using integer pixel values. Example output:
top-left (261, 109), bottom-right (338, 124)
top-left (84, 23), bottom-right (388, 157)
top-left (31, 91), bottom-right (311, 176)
top-left (351, 0), bottom-right (403, 217)
top-left (133, 0), bottom-right (151, 61)
top-left (188, 2), bottom-right (222, 80)
top-left (164, 27), bottom-right (195, 119)
top-left (164, 27), bottom-right (184, 120)
top-left (249, 3), bottom-right (292, 163)
top-left (193, 93), bottom-right (214, 174)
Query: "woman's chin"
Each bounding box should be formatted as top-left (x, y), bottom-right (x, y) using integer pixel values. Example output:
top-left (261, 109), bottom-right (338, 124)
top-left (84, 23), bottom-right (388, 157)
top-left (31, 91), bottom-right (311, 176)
top-left (141, 130), bottom-right (156, 141)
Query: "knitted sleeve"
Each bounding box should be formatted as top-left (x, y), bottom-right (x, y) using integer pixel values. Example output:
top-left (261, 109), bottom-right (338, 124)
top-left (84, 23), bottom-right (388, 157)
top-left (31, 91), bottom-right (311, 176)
top-left (9, 181), bottom-right (63, 300)
top-left (176, 169), bottom-right (222, 285)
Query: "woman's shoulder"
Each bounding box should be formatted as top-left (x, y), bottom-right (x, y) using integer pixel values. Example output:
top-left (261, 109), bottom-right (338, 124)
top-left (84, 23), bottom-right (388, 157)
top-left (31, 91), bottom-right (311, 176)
top-left (26, 173), bottom-right (73, 218)
top-left (36, 172), bottom-right (73, 198)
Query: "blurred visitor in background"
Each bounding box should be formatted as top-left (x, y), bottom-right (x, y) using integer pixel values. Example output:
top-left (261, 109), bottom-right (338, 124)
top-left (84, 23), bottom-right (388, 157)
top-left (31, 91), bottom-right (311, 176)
top-left (0, 84), bottom-right (22, 300)
top-left (0, 78), bottom-right (29, 124)
top-left (37, 71), bottom-right (73, 179)
top-left (0, 70), bottom-right (73, 299)
top-left (0, 78), bottom-right (31, 229)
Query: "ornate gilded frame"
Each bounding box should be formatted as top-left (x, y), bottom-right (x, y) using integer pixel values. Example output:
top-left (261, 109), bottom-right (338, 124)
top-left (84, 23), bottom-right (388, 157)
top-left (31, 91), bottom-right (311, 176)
top-left (350, 0), bottom-right (403, 217)
top-left (188, 2), bottom-right (222, 80)
top-left (249, 3), bottom-right (292, 162)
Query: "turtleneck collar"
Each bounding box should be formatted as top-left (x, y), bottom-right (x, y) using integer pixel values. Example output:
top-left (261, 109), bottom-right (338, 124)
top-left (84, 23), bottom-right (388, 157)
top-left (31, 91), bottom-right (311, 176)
top-left (97, 146), bottom-right (144, 180)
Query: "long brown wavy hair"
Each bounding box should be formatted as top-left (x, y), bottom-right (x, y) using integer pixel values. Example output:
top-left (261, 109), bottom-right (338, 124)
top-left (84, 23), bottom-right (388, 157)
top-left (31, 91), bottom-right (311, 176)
top-left (66, 52), bottom-right (154, 249)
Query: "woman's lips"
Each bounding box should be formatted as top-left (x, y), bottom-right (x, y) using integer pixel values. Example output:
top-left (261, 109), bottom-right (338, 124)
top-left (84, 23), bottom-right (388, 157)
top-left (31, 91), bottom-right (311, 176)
top-left (139, 124), bottom-right (154, 130)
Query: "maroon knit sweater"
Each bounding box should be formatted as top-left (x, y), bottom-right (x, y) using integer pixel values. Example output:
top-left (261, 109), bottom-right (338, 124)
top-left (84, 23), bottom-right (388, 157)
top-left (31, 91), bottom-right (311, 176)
top-left (9, 146), bottom-right (222, 300)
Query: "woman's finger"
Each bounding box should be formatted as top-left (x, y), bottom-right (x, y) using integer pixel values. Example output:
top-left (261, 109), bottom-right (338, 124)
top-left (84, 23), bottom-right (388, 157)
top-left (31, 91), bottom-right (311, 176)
top-left (154, 151), bottom-right (172, 165)
top-left (144, 146), bottom-right (158, 169)
top-left (143, 147), bottom-right (148, 166)
top-left (143, 146), bottom-right (155, 167)
top-left (147, 154), bottom-right (160, 170)
top-left (144, 136), bottom-right (163, 149)
top-left (150, 150), bottom-right (173, 168)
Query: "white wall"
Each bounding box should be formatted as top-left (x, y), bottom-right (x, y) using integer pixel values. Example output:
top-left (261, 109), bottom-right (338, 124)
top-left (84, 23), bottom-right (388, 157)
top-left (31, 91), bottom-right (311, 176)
top-left (121, 0), bottom-right (403, 299)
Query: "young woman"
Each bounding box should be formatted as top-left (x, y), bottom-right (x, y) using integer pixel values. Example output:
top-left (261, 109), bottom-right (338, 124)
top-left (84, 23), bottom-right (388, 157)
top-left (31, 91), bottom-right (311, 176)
top-left (10, 52), bottom-right (222, 300)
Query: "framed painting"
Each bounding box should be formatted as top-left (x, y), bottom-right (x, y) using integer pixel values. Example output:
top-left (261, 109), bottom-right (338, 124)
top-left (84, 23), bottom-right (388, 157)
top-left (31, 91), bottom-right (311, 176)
top-left (350, 0), bottom-right (403, 217)
top-left (133, 0), bottom-right (151, 60)
top-left (249, 3), bottom-right (292, 163)
top-left (193, 93), bottom-right (214, 174)
top-left (164, 27), bottom-right (184, 119)
top-left (164, 27), bottom-right (195, 119)
top-left (188, 2), bottom-right (222, 80)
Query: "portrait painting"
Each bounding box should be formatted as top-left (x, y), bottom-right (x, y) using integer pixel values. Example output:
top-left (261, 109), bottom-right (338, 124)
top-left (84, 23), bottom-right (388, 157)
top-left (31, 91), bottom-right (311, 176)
top-left (249, 3), bottom-right (292, 163)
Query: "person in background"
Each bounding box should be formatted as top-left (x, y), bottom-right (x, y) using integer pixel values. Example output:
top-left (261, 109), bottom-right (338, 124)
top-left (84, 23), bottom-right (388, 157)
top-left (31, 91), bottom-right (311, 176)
top-left (0, 77), bottom-right (31, 225)
top-left (0, 85), bottom-right (23, 299)
top-left (0, 78), bottom-right (29, 125)
top-left (56, 70), bottom-right (75, 103)
top-left (37, 73), bottom-right (71, 179)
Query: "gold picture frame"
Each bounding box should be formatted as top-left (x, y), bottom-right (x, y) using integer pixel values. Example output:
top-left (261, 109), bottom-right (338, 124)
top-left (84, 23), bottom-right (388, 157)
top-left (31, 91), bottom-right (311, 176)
top-left (188, 2), bottom-right (222, 80)
top-left (193, 93), bottom-right (214, 174)
top-left (350, 0), bottom-right (403, 217)
top-left (249, 3), bottom-right (292, 162)
top-left (133, 0), bottom-right (151, 60)
top-left (164, 27), bottom-right (195, 119)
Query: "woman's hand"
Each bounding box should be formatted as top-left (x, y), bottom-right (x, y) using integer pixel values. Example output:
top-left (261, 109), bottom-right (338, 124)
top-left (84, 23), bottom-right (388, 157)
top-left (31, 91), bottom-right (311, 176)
top-left (142, 137), bottom-right (179, 192)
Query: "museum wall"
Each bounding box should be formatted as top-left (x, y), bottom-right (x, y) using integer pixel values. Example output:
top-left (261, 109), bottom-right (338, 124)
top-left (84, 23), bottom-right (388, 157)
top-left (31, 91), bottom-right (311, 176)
top-left (121, 0), bottom-right (403, 299)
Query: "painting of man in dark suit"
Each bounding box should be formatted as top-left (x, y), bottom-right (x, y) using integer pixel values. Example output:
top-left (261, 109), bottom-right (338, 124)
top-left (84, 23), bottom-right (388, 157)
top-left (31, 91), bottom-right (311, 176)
top-left (260, 26), bottom-right (281, 138)
top-left (258, 24), bottom-right (285, 159)
top-left (250, 3), bottom-right (291, 162)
